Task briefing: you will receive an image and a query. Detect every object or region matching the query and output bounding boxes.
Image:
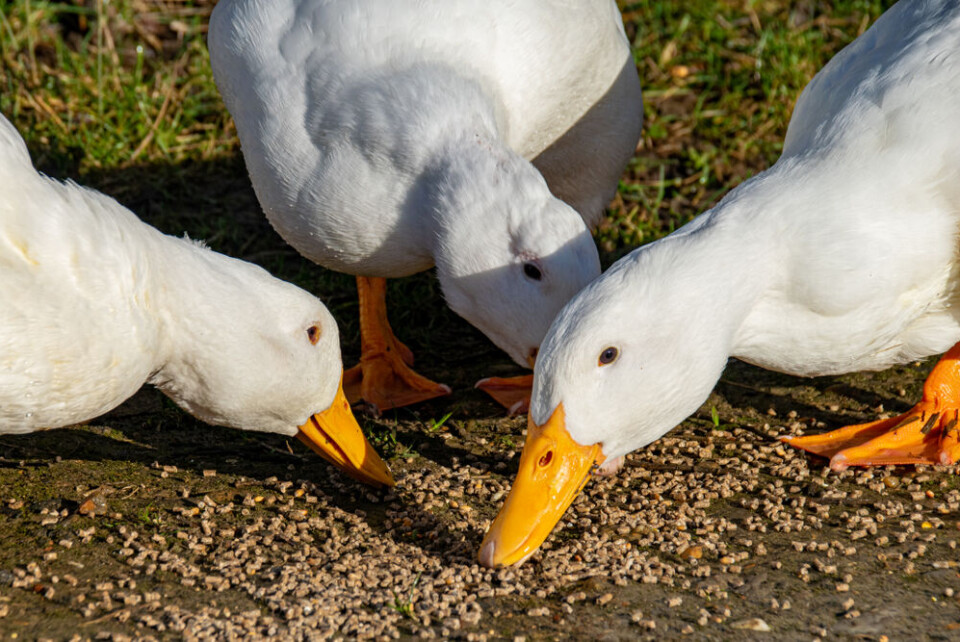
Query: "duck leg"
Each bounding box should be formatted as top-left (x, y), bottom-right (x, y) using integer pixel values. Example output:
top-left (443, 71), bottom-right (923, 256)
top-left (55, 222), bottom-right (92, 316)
top-left (342, 276), bottom-right (451, 412)
top-left (783, 342), bottom-right (960, 471)
top-left (475, 375), bottom-right (533, 416)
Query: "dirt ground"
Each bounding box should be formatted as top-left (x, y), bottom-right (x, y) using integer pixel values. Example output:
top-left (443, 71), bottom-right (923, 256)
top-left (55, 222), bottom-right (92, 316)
top-left (2, 335), bottom-right (960, 640)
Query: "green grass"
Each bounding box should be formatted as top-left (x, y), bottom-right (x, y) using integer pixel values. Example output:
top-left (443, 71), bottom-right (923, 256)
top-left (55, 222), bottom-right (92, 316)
top-left (0, 0), bottom-right (895, 357)
top-left (426, 410), bottom-right (455, 434)
top-left (1, 0), bottom-right (230, 171)
top-left (601, 0), bottom-right (894, 255)
top-left (388, 571), bottom-right (422, 620)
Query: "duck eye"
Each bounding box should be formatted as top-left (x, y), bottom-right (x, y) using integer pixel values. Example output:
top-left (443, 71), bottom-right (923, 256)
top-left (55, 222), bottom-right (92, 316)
top-left (598, 346), bottom-right (619, 366)
top-left (522, 262), bottom-right (543, 281)
top-left (307, 325), bottom-right (321, 345)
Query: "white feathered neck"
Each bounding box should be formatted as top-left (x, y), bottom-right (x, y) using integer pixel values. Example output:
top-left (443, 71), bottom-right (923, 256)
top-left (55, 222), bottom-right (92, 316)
top-left (0, 115), bottom-right (342, 435)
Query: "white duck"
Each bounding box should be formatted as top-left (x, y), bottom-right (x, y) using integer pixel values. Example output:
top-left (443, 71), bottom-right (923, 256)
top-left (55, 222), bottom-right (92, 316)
top-left (0, 112), bottom-right (392, 487)
top-left (479, 0), bottom-right (960, 567)
top-left (207, 0), bottom-right (643, 413)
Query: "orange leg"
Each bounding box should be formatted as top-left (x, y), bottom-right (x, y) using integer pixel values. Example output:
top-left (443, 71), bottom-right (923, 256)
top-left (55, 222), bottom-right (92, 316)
top-left (783, 342), bottom-right (960, 471)
top-left (342, 276), bottom-right (451, 413)
top-left (475, 375), bottom-right (533, 416)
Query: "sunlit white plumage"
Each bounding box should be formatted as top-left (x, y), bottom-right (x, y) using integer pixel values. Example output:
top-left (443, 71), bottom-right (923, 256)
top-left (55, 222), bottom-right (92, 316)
top-left (207, 0), bottom-right (643, 366)
top-left (0, 113), bottom-right (344, 437)
top-left (533, 0), bottom-right (960, 460)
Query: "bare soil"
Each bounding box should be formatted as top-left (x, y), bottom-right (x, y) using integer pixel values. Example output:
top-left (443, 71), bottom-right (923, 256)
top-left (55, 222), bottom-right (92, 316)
top-left (2, 337), bottom-right (960, 640)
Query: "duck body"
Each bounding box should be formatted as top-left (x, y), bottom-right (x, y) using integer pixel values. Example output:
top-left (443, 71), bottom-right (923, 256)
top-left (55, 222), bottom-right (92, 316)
top-left (208, 0), bottom-right (642, 373)
top-left (481, 0), bottom-right (960, 566)
top-left (733, 0), bottom-right (960, 377)
top-left (535, 0), bottom-right (960, 455)
top-left (0, 113), bottom-right (392, 486)
top-left (2, 176), bottom-right (162, 432)
top-left (1, 118), bottom-right (176, 432)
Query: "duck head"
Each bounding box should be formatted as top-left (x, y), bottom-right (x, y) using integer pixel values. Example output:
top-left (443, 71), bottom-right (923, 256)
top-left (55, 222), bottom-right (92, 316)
top-left (433, 148), bottom-right (601, 368)
top-left (151, 245), bottom-right (394, 487)
top-left (478, 243), bottom-right (732, 566)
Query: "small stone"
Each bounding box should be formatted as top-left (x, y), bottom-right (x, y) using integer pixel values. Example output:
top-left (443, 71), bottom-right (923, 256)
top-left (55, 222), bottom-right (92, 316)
top-left (679, 546), bottom-right (702, 560)
top-left (730, 618), bottom-right (771, 632)
top-left (596, 593), bottom-right (613, 606)
top-left (77, 493), bottom-right (107, 517)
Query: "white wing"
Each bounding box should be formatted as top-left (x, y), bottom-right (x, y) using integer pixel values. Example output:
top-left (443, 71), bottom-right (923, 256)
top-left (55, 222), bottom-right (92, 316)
top-left (784, 0), bottom-right (960, 157)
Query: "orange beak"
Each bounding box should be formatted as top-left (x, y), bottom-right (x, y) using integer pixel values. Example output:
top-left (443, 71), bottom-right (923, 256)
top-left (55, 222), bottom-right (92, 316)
top-left (296, 377), bottom-right (395, 487)
top-left (478, 403), bottom-right (603, 567)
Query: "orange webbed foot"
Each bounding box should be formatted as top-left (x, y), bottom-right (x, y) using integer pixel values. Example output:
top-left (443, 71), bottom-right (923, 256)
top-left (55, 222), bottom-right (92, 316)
top-left (783, 342), bottom-right (960, 470)
top-left (344, 354), bottom-right (451, 413)
top-left (782, 406), bottom-right (960, 471)
top-left (475, 375), bottom-right (533, 416)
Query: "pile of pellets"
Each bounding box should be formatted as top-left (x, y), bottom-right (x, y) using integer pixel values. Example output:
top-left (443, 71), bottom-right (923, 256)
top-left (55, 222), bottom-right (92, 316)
top-left (3, 414), bottom-right (960, 640)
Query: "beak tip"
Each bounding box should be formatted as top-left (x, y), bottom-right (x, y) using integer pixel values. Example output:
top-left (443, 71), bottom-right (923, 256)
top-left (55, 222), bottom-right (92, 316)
top-left (380, 470), bottom-right (397, 488)
top-left (478, 539), bottom-right (496, 568)
top-left (360, 452), bottom-right (396, 488)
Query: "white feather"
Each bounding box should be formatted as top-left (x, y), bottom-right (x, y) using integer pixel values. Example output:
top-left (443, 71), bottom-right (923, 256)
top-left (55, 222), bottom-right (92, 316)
top-left (0, 113), bottom-right (344, 437)
top-left (207, 0), bottom-right (643, 366)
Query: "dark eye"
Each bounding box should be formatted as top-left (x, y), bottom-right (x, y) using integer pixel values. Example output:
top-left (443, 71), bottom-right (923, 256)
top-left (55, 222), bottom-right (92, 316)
top-left (598, 347), bottom-right (619, 366)
top-left (523, 262), bottom-right (542, 281)
top-left (307, 325), bottom-right (321, 345)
